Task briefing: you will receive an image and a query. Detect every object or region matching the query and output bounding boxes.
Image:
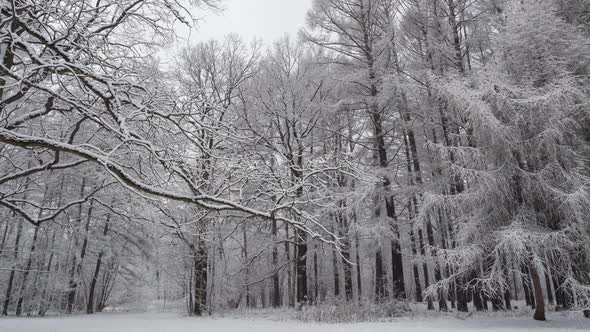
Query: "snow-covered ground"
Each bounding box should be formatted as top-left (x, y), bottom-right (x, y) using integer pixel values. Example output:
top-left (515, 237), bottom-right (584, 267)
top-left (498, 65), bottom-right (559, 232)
top-left (1, 312), bottom-right (588, 332)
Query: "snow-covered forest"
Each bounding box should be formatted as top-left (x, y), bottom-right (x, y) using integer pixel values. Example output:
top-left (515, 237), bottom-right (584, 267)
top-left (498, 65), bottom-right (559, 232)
top-left (1, 0), bottom-right (590, 330)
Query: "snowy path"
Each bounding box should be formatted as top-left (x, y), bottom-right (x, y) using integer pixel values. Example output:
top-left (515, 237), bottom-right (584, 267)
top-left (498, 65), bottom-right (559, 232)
top-left (0, 312), bottom-right (588, 332)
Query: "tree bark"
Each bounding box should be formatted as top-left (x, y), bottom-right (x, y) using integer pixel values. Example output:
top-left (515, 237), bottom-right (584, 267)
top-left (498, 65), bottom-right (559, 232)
top-left (193, 245), bottom-right (207, 315)
top-left (242, 222), bottom-right (250, 308)
top-left (418, 229), bottom-right (434, 310)
top-left (529, 259), bottom-right (546, 321)
top-left (66, 178), bottom-right (87, 314)
top-left (285, 223), bottom-right (293, 307)
top-left (375, 249), bottom-right (385, 301)
top-left (38, 230), bottom-right (57, 316)
top-left (2, 218), bottom-right (23, 315)
top-left (0, 220), bottom-right (11, 256)
top-left (332, 234), bottom-right (341, 298)
top-left (427, 213), bottom-right (448, 312)
top-left (271, 218), bottom-right (280, 308)
top-left (355, 232), bottom-right (362, 302)
top-left (87, 213), bottom-right (110, 314)
top-left (15, 225), bottom-right (40, 316)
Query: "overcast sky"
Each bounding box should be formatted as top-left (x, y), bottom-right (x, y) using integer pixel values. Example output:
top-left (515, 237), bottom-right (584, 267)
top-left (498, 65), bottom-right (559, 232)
top-left (187, 0), bottom-right (314, 43)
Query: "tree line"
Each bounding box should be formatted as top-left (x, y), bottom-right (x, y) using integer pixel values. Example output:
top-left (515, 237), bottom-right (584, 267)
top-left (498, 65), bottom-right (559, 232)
top-left (0, 0), bottom-right (589, 321)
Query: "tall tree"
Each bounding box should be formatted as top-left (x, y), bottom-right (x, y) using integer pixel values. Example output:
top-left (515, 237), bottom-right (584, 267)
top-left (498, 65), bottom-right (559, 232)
top-left (304, 0), bottom-right (407, 300)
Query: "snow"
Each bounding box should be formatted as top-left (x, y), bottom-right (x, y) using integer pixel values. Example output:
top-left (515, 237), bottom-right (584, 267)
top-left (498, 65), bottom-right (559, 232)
top-left (0, 313), bottom-right (588, 332)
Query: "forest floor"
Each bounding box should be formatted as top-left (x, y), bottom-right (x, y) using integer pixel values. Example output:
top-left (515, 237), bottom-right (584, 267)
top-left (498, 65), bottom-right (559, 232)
top-left (1, 312), bottom-right (589, 332)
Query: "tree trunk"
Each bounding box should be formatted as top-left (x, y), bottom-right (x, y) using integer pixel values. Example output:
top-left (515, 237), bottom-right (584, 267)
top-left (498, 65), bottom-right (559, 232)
top-left (503, 257), bottom-right (512, 310)
top-left (97, 261), bottom-right (117, 312)
top-left (427, 213), bottom-right (447, 311)
top-left (370, 82), bottom-right (405, 300)
top-left (375, 249), bottom-right (385, 301)
top-left (403, 130), bottom-right (422, 303)
top-left (355, 232), bottom-right (362, 302)
top-left (271, 218), bottom-right (280, 308)
top-left (66, 178), bottom-right (87, 314)
top-left (456, 276), bottom-right (468, 312)
top-left (242, 223), bottom-right (250, 308)
top-left (38, 230), bottom-right (57, 316)
top-left (338, 212), bottom-right (353, 301)
top-left (473, 283), bottom-right (484, 311)
top-left (0, 220), bottom-right (11, 256)
top-left (332, 235), bottom-right (341, 298)
top-left (295, 227), bottom-right (308, 304)
top-left (285, 223), bottom-right (293, 307)
top-left (446, 0), bottom-right (465, 73)
top-left (313, 243), bottom-right (319, 304)
top-left (529, 259), bottom-right (546, 321)
top-left (2, 218), bottom-right (23, 315)
top-left (388, 200), bottom-right (405, 299)
top-left (544, 265), bottom-right (554, 306)
top-left (87, 214), bottom-right (110, 314)
top-left (410, 228), bottom-right (423, 303)
top-left (15, 225), bottom-right (40, 316)
top-left (521, 263), bottom-right (534, 308)
top-left (418, 229), bottom-right (434, 310)
top-left (193, 245), bottom-right (207, 315)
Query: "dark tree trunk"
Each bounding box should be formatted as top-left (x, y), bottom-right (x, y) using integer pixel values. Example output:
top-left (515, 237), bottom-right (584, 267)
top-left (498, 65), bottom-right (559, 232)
top-left (97, 262), bottom-right (116, 312)
top-left (292, 152), bottom-right (308, 305)
top-left (38, 231), bottom-right (57, 316)
top-left (338, 220), bottom-right (353, 301)
top-left (285, 223), bottom-right (293, 307)
top-left (521, 264), bottom-right (534, 308)
top-left (502, 255), bottom-right (512, 310)
top-left (271, 219), bottom-right (280, 308)
top-left (15, 225), bottom-right (40, 316)
top-left (295, 228), bottom-right (308, 304)
top-left (446, 0), bottom-right (465, 73)
top-left (313, 245), bottom-right (319, 304)
top-left (2, 218), bottom-right (23, 315)
top-left (388, 198), bottom-right (405, 299)
top-left (332, 237), bottom-right (340, 298)
top-left (65, 254), bottom-right (78, 313)
top-left (242, 223), bottom-right (250, 308)
top-left (418, 230), bottom-right (433, 310)
top-left (87, 214), bottom-right (110, 314)
top-left (441, 215), bottom-right (456, 311)
top-left (193, 246), bottom-right (207, 316)
top-left (473, 284), bottom-right (484, 311)
top-left (490, 256), bottom-right (504, 311)
top-left (410, 228), bottom-right (423, 303)
top-left (427, 213), bottom-right (447, 312)
top-left (456, 277), bottom-right (468, 312)
top-left (529, 260), bottom-right (546, 321)
top-left (187, 268), bottom-right (193, 314)
top-left (371, 94), bottom-right (405, 300)
top-left (404, 132), bottom-right (422, 303)
top-left (375, 249), bottom-right (385, 301)
top-left (355, 233), bottom-right (362, 302)
top-left (0, 220), bottom-right (10, 256)
top-left (334, 134), bottom-right (353, 302)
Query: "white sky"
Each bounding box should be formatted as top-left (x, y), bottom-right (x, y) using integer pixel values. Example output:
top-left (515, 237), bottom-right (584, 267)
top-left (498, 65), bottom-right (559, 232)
top-left (186, 0), bottom-right (314, 43)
